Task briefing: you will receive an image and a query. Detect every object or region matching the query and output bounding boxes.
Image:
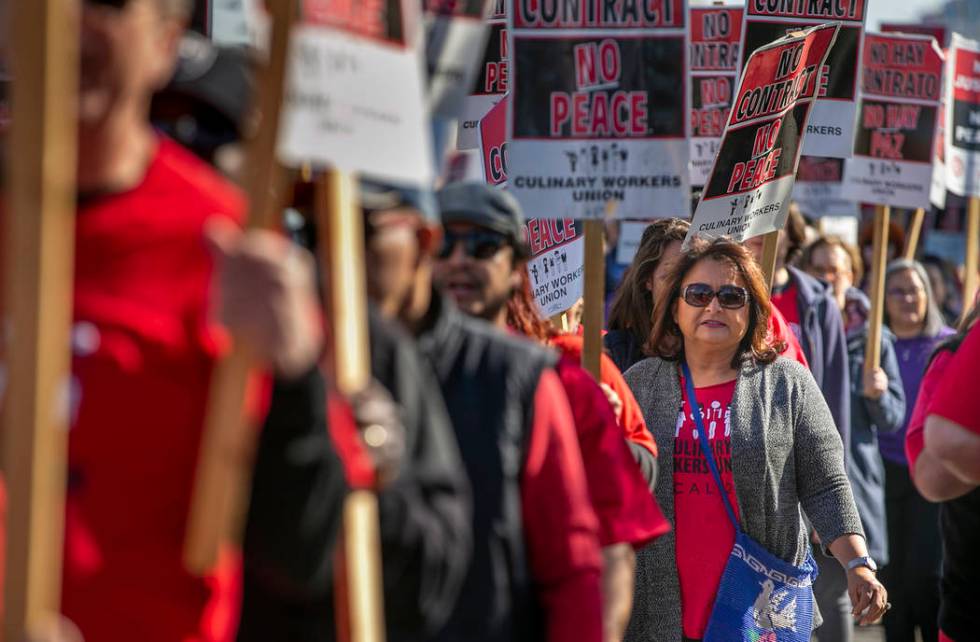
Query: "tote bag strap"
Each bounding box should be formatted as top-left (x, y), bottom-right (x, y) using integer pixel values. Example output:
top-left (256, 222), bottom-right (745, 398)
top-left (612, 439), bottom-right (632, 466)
top-left (681, 361), bottom-right (741, 531)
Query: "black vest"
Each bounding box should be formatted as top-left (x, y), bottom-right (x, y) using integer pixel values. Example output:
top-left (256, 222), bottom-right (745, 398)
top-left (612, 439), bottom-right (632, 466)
top-left (419, 296), bottom-right (556, 642)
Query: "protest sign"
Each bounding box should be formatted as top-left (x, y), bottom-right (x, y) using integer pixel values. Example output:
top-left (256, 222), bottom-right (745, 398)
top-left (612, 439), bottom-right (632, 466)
top-left (841, 32), bottom-right (944, 209)
top-left (457, 1), bottom-right (507, 149)
top-left (479, 96), bottom-right (508, 186)
top-left (506, 0), bottom-right (691, 220)
top-left (741, 0), bottom-right (865, 158)
top-left (687, 22), bottom-right (840, 244)
top-left (793, 156), bottom-right (858, 218)
top-left (424, 0), bottom-right (493, 118)
top-left (881, 23), bottom-right (947, 48)
top-left (944, 33), bottom-right (980, 198)
top-left (479, 98), bottom-right (585, 316)
top-left (931, 95), bottom-right (948, 209)
top-left (278, 0), bottom-right (434, 185)
top-left (690, 4), bottom-right (743, 187)
top-left (525, 219), bottom-right (586, 317)
top-left (617, 221), bottom-right (652, 263)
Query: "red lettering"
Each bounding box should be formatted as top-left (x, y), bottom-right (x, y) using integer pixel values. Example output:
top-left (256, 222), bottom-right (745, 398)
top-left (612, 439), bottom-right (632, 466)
top-left (572, 93), bottom-right (590, 135)
top-left (728, 162), bottom-right (746, 192)
top-left (630, 93), bottom-right (648, 135)
top-left (540, 217), bottom-right (553, 249)
top-left (527, 219), bottom-right (541, 254)
top-left (551, 93), bottom-right (570, 136)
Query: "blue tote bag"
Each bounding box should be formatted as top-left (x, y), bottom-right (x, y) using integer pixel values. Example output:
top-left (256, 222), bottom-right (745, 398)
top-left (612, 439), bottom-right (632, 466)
top-left (681, 363), bottom-right (819, 642)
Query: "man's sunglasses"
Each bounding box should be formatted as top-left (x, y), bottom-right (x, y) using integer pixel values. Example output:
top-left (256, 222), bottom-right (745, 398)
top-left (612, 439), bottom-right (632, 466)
top-left (438, 230), bottom-right (508, 260)
top-left (680, 283), bottom-right (750, 309)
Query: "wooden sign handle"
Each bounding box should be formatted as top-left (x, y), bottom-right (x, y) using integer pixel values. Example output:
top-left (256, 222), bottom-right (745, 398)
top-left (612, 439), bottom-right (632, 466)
top-left (963, 197), bottom-right (980, 320)
top-left (760, 230), bottom-right (780, 293)
top-left (864, 205), bottom-right (890, 375)
top-left (2, 0), bottom-right (77, 639)
top-left (904, 208), bottom-right (925, 261)
top-left (315, 171), bottom-right (386, 642)
top-left (581, 219), bottom-right (605, 379)
top-left (184, 0), bottom-right (296, 575)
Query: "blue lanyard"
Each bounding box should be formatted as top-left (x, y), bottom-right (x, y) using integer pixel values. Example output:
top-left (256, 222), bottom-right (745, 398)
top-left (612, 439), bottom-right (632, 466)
top-left (680, 361), bottom-right (741, 531)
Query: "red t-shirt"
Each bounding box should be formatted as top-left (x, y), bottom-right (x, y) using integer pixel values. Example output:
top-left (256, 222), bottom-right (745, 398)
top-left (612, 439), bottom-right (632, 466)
top-left (550, 333), bottom-right (659, 457)
top-left (60, 138), bottom-right (246, 642)
top-left (522, 369), bottom-right (603, 642)
top-left (554, 355), bottom-right (670, 548)
top-left (771, 281), bottom-right (802, 345)
top-left (674, 376), bottom-right (740, 640)
top-left (905, 350), bottom-right (955, 472)
top-left (927, 324), bottom-right (980, 435)
top-left (769, 305), bottom-right (809, 369)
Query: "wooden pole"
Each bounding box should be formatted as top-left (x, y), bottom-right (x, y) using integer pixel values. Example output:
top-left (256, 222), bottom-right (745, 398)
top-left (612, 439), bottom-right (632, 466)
top-left (2, 0), bottom-right (77, 638)
top-left (904, 208), bottom-right (925, 261)
top-left (581, 219), bottom-right (605, 379)
top-left (316, 171), bottom-right (386, 642)
top-left (963, 197), bottom-right (980, 318)
top-left (760, 230), bottom-right (780, 292)
top-left (184, 0), bottom-right (296, 574)
top-left (864, 205), bottom-right (890, 376)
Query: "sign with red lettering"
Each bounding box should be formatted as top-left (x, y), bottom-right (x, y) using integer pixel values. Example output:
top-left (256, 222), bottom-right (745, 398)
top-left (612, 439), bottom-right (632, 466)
top-left (525, 218), bottom-right (586, 316)
top-left (506, 0), bottom-right (690, 219)
top-left (457, 0), bottom-right (507, 149)
top-left (841, 32), bottom-right (944, 208)
top-left (793, 156), bottom-right (857, 218)
top-left (687, 23), bottom-right (839, 243)
top-left (479, 97), bottom-right (508, 186)
top-left (479, 96), bottom-right (584, 314)
top-left (742, 0), bottom-right (866, 158)
top-left (690, 4), bottom-right (743, 187)
top-left (945, 33), bottom-right (980, 198)
top-left (424, 0), bottom-right (494, 118)
top-left (279, 0), bottom-right (434, 184)
top-left (931, 95), bottom-right (947, 209)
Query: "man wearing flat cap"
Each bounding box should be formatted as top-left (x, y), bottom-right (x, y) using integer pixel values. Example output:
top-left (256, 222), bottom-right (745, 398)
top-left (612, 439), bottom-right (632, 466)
top-left (356, 179), bottom-right (603, 642)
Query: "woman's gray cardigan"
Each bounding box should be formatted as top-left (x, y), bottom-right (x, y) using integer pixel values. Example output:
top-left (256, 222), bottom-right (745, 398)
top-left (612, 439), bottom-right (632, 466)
top-left (622, 356), bottom-right (865, 642)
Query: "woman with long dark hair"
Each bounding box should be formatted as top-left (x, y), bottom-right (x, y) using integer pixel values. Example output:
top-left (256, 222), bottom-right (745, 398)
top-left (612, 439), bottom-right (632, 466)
top-left (623, 237), bottom-right (886, 642)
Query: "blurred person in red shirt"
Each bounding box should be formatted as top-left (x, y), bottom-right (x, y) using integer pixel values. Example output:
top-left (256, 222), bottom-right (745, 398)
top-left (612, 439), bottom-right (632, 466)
top-left (906, 303), bottom-right (980, 642)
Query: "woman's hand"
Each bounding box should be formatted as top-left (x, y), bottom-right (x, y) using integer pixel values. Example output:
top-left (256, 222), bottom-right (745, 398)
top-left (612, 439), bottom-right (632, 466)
top-left (846, 566), bottom-right (888, 626)
top-left (861, 367), bottom-right (888, 401)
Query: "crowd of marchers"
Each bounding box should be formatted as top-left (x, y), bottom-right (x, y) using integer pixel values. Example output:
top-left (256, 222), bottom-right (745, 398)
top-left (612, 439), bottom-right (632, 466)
top-left (1, 2), bottom-right (979, 642)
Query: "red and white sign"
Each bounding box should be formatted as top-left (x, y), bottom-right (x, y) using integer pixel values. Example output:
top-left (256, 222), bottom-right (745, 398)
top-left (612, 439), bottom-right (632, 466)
top-left (479, 97), bottom-right (508, 186)
top-left (687, 23), bottom-right (840, 243)
top-left (278, 0), bottom-right (434, 184)
top-left (689, 3), bottom-right (743, 187)
top-left (457, 1), bottom-right (507, 149)
top-left (524, 218), bottom-right (585, 317)
top-left (507, 0), bottom-right (691, 220)
top-left (741, 0), bottom-right (865, 158)
top-left (479, 97), bottom-right (585, 316)
top-left (881, 23), bottom-right (946, 48)
top-left (793, 156), bottom-right (857, 218)
top-left (841, 32), bottom-right (945, 209)
top-left (945, 33), bottom-right (980, 198)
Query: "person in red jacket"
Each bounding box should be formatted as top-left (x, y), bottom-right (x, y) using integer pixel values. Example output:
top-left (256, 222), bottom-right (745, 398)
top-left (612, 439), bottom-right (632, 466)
top-left (505, 271), bottom-right (670, 642)
top-left (3, 1), bottom-right (253, 640)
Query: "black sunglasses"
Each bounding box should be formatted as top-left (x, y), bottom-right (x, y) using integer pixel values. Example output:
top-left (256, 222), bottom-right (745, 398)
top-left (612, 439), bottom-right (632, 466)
top-left (438, 230), bottom-right (508, 260)
top-left (86, 0), bottom-right (130, 7)
top-left (681, 283), bottom-right (750, 309)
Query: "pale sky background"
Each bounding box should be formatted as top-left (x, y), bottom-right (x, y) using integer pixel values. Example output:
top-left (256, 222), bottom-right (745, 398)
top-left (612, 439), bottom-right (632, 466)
top-left (865, 0), bottom-right (945, 31)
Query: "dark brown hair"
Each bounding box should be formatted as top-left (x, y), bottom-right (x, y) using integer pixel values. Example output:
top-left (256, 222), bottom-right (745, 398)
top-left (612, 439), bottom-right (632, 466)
top-left (784, 204), bottom-right (808, 266)
top-left (506, 268), bottom-right (557, 344)
top-left (607, 218), bottom-right (691, 345)
top-left (646, 236), bottom-right (782, 368)
top-left (801, 235), bottom-right (864, 284)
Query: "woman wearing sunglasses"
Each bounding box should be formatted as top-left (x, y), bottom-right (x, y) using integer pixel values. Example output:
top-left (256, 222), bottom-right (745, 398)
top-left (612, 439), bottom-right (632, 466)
top-left (622, 237), bottom-right (887, 642)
